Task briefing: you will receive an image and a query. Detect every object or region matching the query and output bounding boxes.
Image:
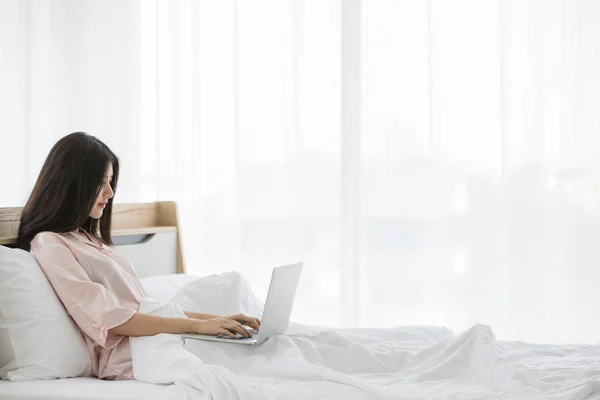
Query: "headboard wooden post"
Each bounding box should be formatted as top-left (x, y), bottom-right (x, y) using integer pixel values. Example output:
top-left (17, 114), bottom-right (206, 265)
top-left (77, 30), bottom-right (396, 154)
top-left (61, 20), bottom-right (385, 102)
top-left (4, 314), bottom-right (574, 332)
top-left (0, 207), bottom-right (21, 245)
top-left (156, 201), bottom-right (186, 274)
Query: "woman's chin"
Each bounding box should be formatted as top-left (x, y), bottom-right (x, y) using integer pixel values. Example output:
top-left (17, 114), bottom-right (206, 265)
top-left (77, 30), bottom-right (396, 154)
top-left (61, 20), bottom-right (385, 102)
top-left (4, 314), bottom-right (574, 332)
top-left (89, 209), bottom-right (103, 219)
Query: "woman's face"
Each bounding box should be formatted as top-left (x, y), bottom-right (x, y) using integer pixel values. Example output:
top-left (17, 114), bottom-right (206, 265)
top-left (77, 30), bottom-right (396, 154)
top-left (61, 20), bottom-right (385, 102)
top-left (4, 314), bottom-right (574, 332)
top-left (89, 163), bottom-right (114, 219)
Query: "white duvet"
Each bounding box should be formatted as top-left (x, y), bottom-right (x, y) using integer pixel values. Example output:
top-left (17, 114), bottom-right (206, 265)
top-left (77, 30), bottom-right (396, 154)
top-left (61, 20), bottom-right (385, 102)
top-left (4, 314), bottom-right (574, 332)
top-left (131, 272), bottom-right (600, 400)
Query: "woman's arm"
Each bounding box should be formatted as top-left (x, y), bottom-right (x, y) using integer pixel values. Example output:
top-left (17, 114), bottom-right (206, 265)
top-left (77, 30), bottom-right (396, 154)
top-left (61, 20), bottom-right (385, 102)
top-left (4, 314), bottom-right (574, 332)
top-left (109, 313), bottom-right (197, 336)
top-left (108, 312), bottom-right (253, 338)
top-left (184, 311), bottom-right (219, 320)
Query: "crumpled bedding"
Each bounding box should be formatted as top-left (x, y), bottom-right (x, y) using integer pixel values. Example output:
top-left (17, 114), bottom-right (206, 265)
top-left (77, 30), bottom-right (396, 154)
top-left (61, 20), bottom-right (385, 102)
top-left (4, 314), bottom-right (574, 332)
top-left (131, 272), bottom-right (600, 400)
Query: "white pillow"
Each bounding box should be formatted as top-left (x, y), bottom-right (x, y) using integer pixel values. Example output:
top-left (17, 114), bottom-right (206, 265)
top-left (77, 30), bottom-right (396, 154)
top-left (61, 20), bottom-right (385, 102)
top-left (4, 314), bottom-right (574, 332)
top-left (0, 246), bottom-right (92, 381)
top-left (141, 273), bottom-right (203, 304)
top-left (142, 271), bottom-right (265, 318)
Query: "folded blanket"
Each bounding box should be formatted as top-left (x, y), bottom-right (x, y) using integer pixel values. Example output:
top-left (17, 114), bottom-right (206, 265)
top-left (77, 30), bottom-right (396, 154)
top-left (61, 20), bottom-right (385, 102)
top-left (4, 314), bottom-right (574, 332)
top-left (130, 272), bottom-right (600, 400)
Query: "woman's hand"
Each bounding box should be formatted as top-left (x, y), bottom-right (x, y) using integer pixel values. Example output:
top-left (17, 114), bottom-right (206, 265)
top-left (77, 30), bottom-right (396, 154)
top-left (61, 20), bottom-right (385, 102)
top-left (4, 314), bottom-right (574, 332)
top-left (227, 314), bottom-right (261, 331)
top-left (190, 317), bottom-right (253, 338)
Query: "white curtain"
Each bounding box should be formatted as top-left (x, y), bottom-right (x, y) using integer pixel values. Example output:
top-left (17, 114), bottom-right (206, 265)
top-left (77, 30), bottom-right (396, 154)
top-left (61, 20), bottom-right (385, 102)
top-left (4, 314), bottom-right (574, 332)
top-left (2, 0), bottom-right (600, 343)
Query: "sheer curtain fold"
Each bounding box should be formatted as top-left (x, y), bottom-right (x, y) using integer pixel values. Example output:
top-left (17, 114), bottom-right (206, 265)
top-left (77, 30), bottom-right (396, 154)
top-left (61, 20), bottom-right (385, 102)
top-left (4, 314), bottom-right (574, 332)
top-left (2, 0), bottom-right (600, 342)
top-left (0, 0), bottom-right (142, 202)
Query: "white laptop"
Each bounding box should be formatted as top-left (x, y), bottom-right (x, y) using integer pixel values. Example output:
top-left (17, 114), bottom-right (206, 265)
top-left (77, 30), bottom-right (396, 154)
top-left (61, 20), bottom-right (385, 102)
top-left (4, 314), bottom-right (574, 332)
top-left (182, 262), bottom-right (303, 345)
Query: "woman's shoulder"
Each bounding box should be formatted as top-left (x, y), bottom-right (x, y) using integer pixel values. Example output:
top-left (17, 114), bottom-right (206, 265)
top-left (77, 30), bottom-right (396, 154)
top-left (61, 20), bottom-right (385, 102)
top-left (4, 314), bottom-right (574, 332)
top-left (30, 231), bottom-right (72, 251)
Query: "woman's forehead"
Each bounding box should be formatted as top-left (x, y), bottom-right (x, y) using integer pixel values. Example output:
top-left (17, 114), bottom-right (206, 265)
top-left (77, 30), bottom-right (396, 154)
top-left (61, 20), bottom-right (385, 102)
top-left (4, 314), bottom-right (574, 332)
top-left (105, 163), bottom-right (113, 176)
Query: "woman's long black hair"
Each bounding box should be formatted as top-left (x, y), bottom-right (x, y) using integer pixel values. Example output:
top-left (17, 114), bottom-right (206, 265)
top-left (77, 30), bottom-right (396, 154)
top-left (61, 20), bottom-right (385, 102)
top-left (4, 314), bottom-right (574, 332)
top-left (17, 132), bottom-right (119, 251)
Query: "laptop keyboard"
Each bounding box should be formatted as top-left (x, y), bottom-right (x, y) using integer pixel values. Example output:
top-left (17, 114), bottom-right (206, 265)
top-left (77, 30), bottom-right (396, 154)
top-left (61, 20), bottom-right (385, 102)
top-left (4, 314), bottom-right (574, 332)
top-left (216, 328), bottom-right (258, 340)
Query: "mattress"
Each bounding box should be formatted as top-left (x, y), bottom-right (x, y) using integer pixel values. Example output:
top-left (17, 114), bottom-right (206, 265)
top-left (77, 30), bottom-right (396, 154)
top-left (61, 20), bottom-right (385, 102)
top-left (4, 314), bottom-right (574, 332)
top-left (0, 377), bottom-right (183, 400)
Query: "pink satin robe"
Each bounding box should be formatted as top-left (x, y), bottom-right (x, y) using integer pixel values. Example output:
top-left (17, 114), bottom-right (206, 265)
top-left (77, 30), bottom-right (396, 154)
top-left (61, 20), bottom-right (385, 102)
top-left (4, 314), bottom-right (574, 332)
top-left (30, 230), bottom-right (145, 380)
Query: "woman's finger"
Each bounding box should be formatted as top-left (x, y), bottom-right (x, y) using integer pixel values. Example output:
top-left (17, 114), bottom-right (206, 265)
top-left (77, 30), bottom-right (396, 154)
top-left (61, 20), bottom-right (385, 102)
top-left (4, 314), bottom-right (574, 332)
top-left (234, 320), bottom-right (248, 330)
top-left (238, 316), bottom-right (259, 330)
top-left (247, 318), bottom-right (259, 330)
top-left (238, 324), bottom-right (252, 337)
top-left (228, 323), bottom-right (251, 337)
top-left (228, 314), bottom-right (259, 331)
top-left (218, 328), bottom-right (236, 338)
top-left (240, 315), bottom-right (256, 326)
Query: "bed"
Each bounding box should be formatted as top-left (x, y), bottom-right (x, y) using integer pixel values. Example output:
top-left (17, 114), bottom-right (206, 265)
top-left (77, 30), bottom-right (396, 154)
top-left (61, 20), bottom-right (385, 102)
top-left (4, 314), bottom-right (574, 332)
top-left (0, 377), bottom-right (176, 400)
top-left (1, 202), bottom-right (599, 400)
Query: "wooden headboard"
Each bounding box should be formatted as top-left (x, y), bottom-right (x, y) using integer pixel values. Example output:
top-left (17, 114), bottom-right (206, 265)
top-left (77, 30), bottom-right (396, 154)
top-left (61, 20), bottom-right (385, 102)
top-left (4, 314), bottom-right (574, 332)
top-left (0, 201), bottom-right (186, 277)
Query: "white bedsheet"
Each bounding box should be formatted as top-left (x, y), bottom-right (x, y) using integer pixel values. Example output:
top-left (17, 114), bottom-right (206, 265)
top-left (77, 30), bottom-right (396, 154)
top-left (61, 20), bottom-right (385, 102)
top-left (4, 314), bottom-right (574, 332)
top-left (130, 272), bottom-right (600, 400)
top-left (0, 377), bottom-right (184, 400)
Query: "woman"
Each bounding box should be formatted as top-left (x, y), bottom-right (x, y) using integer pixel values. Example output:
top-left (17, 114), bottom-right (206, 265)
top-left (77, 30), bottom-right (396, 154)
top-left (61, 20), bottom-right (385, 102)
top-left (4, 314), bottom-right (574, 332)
top-left (17, 132), bottom-right (260, 381)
